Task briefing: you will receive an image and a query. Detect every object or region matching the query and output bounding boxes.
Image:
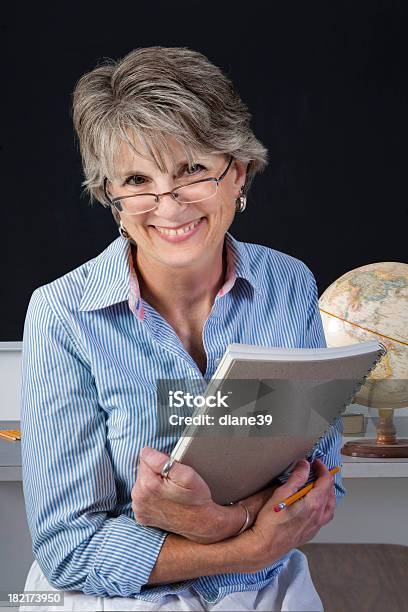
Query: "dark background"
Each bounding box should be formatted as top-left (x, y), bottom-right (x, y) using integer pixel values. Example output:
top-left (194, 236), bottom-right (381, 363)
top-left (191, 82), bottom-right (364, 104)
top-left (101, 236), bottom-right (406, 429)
top-left (2, 1), bottom-right (407, 341)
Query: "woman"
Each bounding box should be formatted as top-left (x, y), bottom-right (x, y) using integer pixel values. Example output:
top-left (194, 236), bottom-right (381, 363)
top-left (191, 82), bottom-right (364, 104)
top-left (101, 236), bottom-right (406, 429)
top-left (20, 46), bottom-right (345, 611)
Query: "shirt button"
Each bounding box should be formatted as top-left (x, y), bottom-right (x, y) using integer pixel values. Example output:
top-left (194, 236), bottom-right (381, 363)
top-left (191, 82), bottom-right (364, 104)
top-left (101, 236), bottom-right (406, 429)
top-left (214, 357), bottom-right (221, 366)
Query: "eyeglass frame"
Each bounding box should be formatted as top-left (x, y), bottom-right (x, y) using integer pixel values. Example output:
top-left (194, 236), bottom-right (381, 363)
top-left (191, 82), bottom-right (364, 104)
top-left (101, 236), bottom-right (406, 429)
top-left (102, 155), bottom-right (234, 215)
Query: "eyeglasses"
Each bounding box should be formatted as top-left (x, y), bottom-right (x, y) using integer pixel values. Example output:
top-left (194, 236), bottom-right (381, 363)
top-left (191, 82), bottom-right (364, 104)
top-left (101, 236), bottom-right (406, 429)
top-left (103, 156), bottom-right (234, 216)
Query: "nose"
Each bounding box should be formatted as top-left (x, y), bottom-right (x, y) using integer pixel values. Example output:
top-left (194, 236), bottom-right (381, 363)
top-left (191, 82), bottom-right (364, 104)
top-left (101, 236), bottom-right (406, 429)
top-left (152, 193), bottom-right (190, 220)
top-left (157, 190), bottom-right (183, 203)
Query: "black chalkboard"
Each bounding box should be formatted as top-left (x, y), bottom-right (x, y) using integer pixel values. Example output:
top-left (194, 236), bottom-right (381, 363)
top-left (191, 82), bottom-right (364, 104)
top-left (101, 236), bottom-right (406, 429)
top-left (2, 1), bottom-right (407, 340)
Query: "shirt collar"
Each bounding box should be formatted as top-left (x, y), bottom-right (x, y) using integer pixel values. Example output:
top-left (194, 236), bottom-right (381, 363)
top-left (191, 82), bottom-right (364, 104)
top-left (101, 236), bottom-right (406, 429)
top-left (78, 231), bottom-right (264, 313)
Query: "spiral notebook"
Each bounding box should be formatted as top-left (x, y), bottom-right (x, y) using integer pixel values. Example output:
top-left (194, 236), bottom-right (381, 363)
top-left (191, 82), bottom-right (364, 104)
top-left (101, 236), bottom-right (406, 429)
top-left (162, 340), bottom-right (387, 505)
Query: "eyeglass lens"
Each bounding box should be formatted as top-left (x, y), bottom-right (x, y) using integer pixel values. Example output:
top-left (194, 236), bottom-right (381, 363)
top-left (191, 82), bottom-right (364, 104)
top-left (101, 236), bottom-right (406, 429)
top-left (116, 181), bottom-right (218, 215)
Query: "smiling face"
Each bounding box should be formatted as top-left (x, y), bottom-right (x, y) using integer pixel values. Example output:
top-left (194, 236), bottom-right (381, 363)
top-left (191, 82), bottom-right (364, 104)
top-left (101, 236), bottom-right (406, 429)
top-left (105, 135), bottom-right (247, 270)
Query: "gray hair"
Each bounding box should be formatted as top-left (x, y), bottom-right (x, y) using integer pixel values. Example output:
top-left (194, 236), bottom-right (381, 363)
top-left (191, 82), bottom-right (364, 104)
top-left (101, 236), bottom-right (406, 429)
top-left (72, 46), bottom-right (269, 219)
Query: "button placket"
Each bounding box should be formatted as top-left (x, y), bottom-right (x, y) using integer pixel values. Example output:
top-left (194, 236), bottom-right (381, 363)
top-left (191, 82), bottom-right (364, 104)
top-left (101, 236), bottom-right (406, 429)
top-left (201, 305), bottom-right (226, 380)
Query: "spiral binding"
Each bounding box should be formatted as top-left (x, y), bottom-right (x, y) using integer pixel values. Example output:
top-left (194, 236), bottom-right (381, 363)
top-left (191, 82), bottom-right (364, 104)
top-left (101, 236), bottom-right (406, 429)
top-left (306, 341), bottom-right (388, 460)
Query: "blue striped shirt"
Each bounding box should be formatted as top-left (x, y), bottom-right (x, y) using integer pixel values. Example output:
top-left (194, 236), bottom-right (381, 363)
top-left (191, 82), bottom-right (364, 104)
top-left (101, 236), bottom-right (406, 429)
top-left (21, 231), bottom-right (346, 605)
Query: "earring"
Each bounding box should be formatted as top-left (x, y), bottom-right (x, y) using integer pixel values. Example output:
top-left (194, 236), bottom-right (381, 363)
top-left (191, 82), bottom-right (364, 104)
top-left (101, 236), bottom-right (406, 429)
top-left (235, 187), bottom-right (247, 213)
top-left (119, 220), bottom-right (131, 240)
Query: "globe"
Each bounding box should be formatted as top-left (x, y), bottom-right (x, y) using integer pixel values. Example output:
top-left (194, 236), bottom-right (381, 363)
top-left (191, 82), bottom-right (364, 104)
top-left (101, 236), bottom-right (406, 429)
top-left (318, 262), bottom-right (408, 457)
top-left (319, 262), bottom-right (408, 406)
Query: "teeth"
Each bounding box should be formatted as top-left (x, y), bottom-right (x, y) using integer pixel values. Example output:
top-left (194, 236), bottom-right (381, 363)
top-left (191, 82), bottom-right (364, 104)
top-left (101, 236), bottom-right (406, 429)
top-left (156, 218), bottom-right (202, 236)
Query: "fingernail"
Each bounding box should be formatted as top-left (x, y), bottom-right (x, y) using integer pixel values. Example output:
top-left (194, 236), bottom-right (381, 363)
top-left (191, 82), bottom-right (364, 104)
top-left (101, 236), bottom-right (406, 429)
top-left (139, 447), bottom-right (153, 465)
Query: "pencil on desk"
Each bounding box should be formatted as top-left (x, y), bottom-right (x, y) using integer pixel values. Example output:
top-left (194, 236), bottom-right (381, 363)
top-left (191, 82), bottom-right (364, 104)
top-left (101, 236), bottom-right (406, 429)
top-left (273, 465), bottom-right (341, 512)
top-left (0, 430), bottom-right (21, 441)
top-left (0, 432), bottom-right (17, 441)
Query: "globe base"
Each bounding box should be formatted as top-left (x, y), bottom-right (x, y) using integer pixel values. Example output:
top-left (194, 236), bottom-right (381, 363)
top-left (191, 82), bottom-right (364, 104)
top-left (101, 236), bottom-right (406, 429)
top-left (342, 439), bottom-right (408, 458)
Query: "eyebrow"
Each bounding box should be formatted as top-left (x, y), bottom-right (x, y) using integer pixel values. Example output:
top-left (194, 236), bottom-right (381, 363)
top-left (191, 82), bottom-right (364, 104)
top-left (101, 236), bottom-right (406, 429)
top-left (119, 159), bottom-right (199, 179)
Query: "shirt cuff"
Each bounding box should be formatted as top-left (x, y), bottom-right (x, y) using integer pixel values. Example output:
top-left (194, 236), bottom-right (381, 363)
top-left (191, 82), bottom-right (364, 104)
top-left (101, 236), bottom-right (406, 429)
top-left (276, 449), bottom-right (347, 504)
top-left (83, 514), bottom-right (168, 598)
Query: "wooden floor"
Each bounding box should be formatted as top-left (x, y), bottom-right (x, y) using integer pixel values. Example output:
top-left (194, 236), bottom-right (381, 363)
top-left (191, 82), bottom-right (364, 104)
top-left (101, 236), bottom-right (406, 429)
top-left (300, 543), bottom-right (408, 612)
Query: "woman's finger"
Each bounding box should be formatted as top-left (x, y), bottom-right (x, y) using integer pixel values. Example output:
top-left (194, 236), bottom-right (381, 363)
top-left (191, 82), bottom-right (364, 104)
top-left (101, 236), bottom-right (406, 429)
top-left (320, 488), bottom-right (336, 525)
top-left (139, 446), bottom-right (171, 473)
top-left (265, 459), bottom-right (310, 509)
top-left (137, 447), bottom-right (212, 507)
top-left (140, 446), bottom-right (209, 490)
top-left (305, 458), bottom-right (332, 502)
top-left (139, 447), bottom-right (193, 486)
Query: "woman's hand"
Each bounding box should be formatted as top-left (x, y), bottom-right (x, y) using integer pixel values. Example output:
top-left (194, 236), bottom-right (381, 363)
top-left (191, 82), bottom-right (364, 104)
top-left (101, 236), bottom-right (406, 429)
top-left (239, 458), bottom-right (337, 573)
top-left (131, 447), bottom-right (279, 544)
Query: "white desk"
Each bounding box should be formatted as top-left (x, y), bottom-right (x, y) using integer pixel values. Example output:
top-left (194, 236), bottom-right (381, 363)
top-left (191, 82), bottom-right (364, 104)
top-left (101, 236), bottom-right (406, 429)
top-left (3, 428), bottom-right (408, 482)
top-left (312, 435), bottom-right (408, 546)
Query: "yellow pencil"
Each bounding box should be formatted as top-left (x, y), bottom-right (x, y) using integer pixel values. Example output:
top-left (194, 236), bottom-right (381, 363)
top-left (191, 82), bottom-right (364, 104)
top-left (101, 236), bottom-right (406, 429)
top-left (0, 430), bottom-right (21, 441)
top-left (273, 465), bottom-right (341, 512)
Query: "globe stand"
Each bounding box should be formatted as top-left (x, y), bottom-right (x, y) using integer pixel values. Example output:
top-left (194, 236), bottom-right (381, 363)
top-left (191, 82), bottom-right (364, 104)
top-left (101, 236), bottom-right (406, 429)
top-left (342, 408), bottom-right (408, 458)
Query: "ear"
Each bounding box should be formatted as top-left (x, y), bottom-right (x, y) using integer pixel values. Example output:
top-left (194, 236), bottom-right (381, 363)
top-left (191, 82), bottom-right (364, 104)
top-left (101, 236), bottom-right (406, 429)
top-left (103, 178), bottom-right (115, 209)
top-left (111, 207), bottom-right (121, 227)
top-left (232, 159), bottom-right (248, 193)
